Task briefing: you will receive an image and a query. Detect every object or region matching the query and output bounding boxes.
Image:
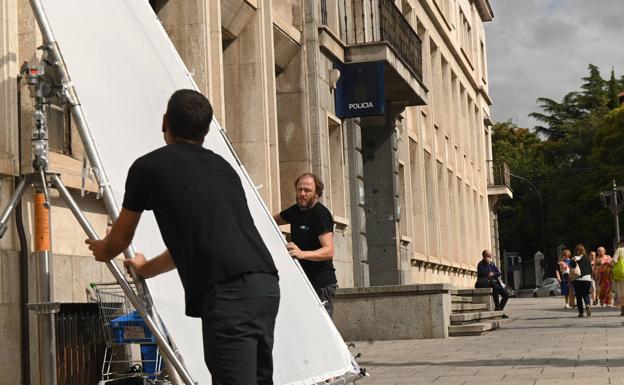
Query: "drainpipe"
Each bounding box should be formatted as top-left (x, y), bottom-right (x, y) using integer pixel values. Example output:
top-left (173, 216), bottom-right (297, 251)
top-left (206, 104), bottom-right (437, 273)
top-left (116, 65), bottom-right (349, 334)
top-left (17, 72), bottom-right (31, 385)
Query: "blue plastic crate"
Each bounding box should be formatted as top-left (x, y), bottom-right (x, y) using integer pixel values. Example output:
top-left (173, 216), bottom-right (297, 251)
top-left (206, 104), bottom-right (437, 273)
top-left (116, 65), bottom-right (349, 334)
top-left (110, 310), bottom-right (156, 344)
top-left (141, 344), bottom-right (164, 379)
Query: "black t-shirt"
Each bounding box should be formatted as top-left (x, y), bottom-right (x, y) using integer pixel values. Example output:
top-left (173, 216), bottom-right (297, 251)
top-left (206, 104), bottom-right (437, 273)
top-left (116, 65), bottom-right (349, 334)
top-left (279, 202), bottom-right (337, 289)
top-left (122, 143), bottom-right (277, 317)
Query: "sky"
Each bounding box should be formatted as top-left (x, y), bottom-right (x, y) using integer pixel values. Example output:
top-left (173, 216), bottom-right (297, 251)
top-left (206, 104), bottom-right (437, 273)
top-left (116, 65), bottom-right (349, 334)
top-left (485, 0), bottom-right (624, 128)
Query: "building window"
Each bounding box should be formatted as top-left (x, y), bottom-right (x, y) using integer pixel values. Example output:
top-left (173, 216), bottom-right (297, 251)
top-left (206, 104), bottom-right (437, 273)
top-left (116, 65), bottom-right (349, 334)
top-left (424, 151), bottom-right (438, 258)
top-left (321, 0), bottom-right (344, 39)
top-left (480, 40), bottom-right (487, 84)
top-left (430, 41), bottom-right (442, 129)
top-left (474, 105), bottom-right (481, 167)
top-left (449, 171), bottom-right (460, 264)
top-left (328, 114), bottom-right (346, 219)
top-left (437, 160), bottom-right (449, 260)
top-left (434, 124), bottom-right (441, 158)
top-left (433, 0), bottom-right (453, 28)
top-left (467, 95), bottom-right (475, 162)
top-left (440, 57), bottom-right (448, 133)
top-left (459, 10), bottom-right (474, 66)
top-left (458, 177), bottom-right (466, 263)
top-left (47, 103), bottom-right (71, 156)
top-left (451, 71), bottom-right (459, 149)
top-left (409, 138), bottom-right (426, 255)
top-left (421, 110), bottom-right (430, 149)
top-left (460, 84), bottom-right (467, 153)
top-left (398, 162), bottom-right (408, 237)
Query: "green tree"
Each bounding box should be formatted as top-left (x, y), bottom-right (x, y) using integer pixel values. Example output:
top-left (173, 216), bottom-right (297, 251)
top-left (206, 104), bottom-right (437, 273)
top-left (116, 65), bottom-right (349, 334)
top-left (608, 68), bottom-right (620, 109)
top-left (578, 64), bottom-right (607, 112)
top-left (493, 64), bottom-right (624, 281)
top-left (529, 93), bottom-right (581, 140)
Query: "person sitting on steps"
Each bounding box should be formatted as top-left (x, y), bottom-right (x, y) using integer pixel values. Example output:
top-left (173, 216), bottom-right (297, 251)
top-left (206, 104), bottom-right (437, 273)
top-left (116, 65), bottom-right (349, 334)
top-left (475, 250), bottom-right (509, 318)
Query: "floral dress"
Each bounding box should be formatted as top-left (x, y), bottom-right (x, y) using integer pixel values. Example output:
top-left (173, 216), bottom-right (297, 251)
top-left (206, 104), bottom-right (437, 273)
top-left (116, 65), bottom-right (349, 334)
top-left (598, 255), bottom-right (613, 305)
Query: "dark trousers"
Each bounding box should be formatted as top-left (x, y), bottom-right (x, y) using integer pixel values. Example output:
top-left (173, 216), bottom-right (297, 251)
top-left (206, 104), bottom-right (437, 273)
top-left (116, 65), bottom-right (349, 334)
top-left (491, 283), bottom-right (509, 311)
top-left (316, 283), bottom-right (338, 318)
top-left (571, 280), bottom-right (591, 315)
top-left (201, 272), bottom-right (280, 385)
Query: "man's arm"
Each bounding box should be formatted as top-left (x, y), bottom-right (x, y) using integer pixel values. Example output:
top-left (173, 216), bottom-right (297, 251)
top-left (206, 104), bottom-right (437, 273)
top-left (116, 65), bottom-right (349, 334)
top-left (125, 250), bottom-right (176, 279)
top-left (85, 208), bottom-right (141, 262)
top-left (492, 264), bottom-right (501, 278)
top-left (273, 213), bottom-right (288, 226)
top-left (287, 231), bottom-right (334, 261)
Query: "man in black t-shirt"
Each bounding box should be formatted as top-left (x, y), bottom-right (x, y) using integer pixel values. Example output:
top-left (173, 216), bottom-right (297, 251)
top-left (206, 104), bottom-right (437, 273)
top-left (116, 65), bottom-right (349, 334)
top-left (273, 173), bottom-right (338, 317)
top-left (86, 89), bottom-right (280, 385)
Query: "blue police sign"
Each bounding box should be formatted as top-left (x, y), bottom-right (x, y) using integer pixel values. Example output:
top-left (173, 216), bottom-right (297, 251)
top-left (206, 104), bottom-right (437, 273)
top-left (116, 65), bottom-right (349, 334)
top-left (335, 61), bottom-right (385, 118)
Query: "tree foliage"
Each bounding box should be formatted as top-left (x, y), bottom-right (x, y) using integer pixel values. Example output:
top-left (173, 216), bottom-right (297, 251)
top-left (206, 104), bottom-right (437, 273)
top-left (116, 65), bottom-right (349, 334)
top-left (493, 64), bottom-right (624, 277)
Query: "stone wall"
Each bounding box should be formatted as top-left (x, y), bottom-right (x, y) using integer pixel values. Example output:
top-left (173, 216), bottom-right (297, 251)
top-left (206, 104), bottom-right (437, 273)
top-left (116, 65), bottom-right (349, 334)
top-left (333, 284), bottom-right (452, 341)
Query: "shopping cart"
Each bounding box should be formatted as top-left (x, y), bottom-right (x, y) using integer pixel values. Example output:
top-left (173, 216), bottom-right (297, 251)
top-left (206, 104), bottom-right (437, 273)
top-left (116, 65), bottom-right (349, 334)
top-left (91, 282), bottom-right (166, 384)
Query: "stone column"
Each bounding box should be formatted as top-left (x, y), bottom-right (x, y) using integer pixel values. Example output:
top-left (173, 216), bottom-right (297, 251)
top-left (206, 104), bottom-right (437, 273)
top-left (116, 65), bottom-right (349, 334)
top-left (361, 104), bottom-right (403, 286)
top-left (157, 0), bottom-right (213, 96)
top-left (347, 119), bottom-right (369, 287)
top-left (276, 50), bottom-right (311, 210)
top-left (223, 1), bottom-right (281, 211)
top-left (0, 0), bottom-right (18, 177)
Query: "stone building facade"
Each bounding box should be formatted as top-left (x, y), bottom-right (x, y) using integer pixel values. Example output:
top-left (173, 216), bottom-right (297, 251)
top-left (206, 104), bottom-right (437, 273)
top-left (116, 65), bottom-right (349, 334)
top-left (0, 0), bottom-right (508, 382)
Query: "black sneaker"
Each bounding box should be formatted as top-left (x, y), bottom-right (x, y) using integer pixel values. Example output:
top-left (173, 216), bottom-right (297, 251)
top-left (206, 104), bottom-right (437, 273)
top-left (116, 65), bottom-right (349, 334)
top-left (586, 306), bottom-right (591, 317)
top-left (501, 314), bottom-right (509, 319)
top-left (578, 313), bottom-right (584, 318)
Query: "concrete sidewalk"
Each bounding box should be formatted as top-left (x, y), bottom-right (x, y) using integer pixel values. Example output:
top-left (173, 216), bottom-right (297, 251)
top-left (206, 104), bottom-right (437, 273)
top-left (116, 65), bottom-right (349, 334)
top-left (352, 297), bottom-right (624, 385)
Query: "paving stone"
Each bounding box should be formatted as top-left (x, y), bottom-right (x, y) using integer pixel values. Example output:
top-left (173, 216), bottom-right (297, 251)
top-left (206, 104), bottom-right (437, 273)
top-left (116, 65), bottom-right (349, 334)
top-left (354, 297), bottom-right (621, 385)
top-left (534, 379), bottom-right (610, 385)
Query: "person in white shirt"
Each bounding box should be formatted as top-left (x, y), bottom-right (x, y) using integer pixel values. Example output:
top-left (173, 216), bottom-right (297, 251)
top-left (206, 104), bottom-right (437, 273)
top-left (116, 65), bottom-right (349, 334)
top-left (570, 244), bottom-right (593, 317)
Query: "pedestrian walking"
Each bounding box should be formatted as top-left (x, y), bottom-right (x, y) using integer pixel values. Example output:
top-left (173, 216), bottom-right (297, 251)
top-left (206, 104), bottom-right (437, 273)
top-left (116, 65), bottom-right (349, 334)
top-left (612, 240), bottom-right (624, 315)
top-left (597, 246), bottom-right (612, 306)
top-left (556, 259), bottom-right (571, 308)
top-left (570, 244), bottom-right (593, 317)
top-left (561, 249), bottom-right (575, 308)
top-left (589, 251), bottom-right (597, 305)
top-left (593, 256), bottom-right (602, 306)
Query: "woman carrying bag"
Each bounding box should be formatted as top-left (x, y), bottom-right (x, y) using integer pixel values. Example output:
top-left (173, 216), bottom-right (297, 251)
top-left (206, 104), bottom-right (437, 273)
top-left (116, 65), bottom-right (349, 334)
top-left (612, 240), bottom-right (624, 315)
top-left (570, 244), bottom-right (593, 317)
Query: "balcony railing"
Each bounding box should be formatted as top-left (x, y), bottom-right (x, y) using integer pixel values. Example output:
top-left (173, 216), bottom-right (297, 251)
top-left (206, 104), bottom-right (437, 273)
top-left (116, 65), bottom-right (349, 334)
top-left (320, 0), bottom-right (423, 81)
top-left (487, 160), bottom-right (511, 188)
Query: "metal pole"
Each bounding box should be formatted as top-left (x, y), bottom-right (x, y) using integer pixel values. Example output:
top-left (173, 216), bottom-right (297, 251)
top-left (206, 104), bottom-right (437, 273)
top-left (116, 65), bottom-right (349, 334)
top-left (0, 177), bottom-right (29, 237)
top-left (31, 186), bottom-right (58, 385)
top-left (324, 371), bottom-right (365, 385)
top-left (51, 175), bottom-right (196, 385)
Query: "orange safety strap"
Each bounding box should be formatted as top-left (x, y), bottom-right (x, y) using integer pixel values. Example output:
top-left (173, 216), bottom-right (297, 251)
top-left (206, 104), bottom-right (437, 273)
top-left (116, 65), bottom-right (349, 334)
top-left (34, 192), bottom-right (50, 252)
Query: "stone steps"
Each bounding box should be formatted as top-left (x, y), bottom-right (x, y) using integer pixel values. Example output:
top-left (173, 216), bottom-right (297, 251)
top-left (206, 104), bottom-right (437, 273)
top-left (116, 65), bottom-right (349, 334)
top-left (451, 288), bottom-right (492, 296)
top-left (450, 310), bottom-right (504, 324)
top-left (451, 303), bottom-right (489, 313)
top-left (449, 319), bottom-right (509, 336)
top-left (448, 288), bottom-right (507, 336)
